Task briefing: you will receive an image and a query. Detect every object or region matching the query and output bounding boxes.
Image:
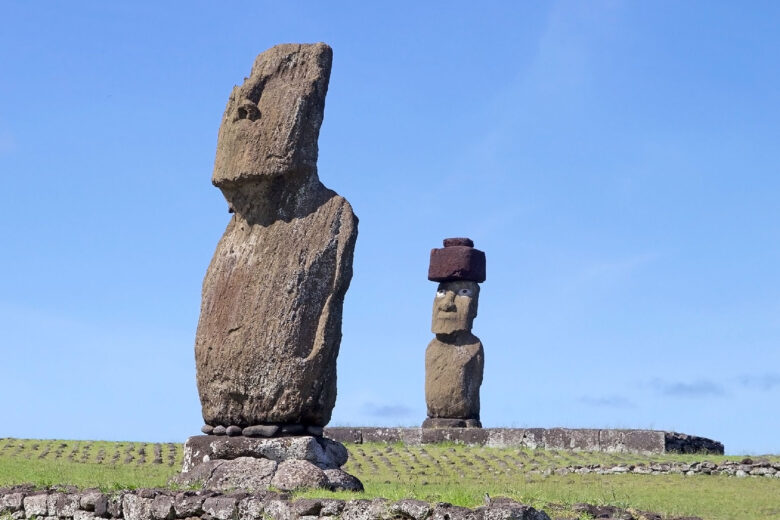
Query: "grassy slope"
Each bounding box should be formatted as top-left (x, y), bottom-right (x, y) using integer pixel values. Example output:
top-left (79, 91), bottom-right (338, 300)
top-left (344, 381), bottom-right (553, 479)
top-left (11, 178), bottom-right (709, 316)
top-left (1, 438), bottom-right (779, 520)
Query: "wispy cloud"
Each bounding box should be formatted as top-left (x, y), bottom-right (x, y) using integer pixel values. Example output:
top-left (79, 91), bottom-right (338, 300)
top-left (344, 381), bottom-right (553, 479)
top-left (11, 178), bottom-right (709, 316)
top-left (360, 402), bottom-right (414, 419)
top-left (579, 395), bottom-right (635, 409)
top-left (651, 378), bottom-right (726, 398)
top-left (739, 373), bottom-right (780, 391)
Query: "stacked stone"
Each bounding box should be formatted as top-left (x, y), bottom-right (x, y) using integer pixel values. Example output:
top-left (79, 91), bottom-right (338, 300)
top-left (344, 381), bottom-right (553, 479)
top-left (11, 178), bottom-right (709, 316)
top-left (0, 487), bottom-right (552, 520)
top-left (184, 42), bottom-right (360, 491)
top-left (423, 238), bottom-right (486, 429)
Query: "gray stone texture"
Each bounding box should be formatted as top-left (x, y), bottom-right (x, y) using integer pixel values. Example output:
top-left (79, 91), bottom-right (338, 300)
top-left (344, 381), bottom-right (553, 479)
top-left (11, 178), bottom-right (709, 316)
top-left (195, 42), bottom-right (358, 429)
top-left (270, 460), bottom-right (328, 491)
top-left (181, 435), bottom-right (347, 473)
top-left (322, 427), bottom-right (724, 455)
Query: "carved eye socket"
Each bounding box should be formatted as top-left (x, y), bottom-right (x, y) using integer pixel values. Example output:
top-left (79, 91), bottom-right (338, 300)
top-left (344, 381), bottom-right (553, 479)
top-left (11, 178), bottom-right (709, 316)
top-left (457, 288), bottom-right (472, 297)
top-left (436, 289), bottom-right (446, 298)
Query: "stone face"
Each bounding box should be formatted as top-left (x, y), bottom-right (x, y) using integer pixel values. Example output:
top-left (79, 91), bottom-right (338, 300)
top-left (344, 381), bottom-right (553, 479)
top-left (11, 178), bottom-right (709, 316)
top-left (431, 281), bottom-right (479, 335)
top-left (212, 43), bottom-right (332, 186)
top-left (195, 43), bottom-right (358, 429)
top-left (425, 337), bottom-right (483, 420)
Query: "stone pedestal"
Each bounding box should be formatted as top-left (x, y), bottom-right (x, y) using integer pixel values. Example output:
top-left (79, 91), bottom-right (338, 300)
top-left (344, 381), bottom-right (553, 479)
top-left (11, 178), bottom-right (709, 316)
top-left (175, 435), bottom-right (363, 492)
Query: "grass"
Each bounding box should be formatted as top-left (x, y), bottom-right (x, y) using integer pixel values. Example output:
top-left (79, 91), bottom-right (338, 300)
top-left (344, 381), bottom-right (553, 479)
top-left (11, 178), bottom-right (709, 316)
top-left (2, 438), bottom-right (779, 519)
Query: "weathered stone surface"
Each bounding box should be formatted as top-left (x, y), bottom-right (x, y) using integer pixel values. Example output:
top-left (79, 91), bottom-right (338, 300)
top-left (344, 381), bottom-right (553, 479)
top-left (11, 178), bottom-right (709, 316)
top-left (181, 435), bottom-right (345, 472)
top-left (212, 43), bottom-right (332, 186)
top-left (150, 496), bottom-right (174, 520)
top-left (74, 511), bottom-right (97, 520)
top-left (342, 499), bottom-right (388, 520)
top-left (195, 42), bottom-right (358, 429)
top-left (599, 429), bottom-right (665, 454)
top-left (173, 493), bottom-right (206, 518)
top-left (0, 493), bottom-right (24, 514)
top-left (323, 469), bottom-right (364, 492)
top-left (423, 418), bottom-right (482, 428)
top-left (23, 494), bottom-right (49, 517)
top-left (388, 499), bottom-right (431, 520)
top-left (324, 427), bottom-right (362, 444)
top-left (48, 494), bottom-right (79, 517)
top-left (428, 239), bottom-right (486, 283)
top-left (122, 495), bottom-right (154, 520)
top-left (425, 336), bottom-right (483, 420)
top-left (476, 504), bottom-right (551, 520)
top-left (270, 460), bottom-right (327, 491)
top-left (420, 427), bottom-right (489, 445)
top-left (177, 458), bottom-right (277, 492)
top-left (202, 497), bottom-right (237, 520)
top-left (242, 425), bottom-right (280, 438)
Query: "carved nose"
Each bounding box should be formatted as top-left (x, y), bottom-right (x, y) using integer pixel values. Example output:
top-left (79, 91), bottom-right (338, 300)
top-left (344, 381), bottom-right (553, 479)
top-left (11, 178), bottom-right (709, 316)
top-left (439, 292), bottom-right (456, 311)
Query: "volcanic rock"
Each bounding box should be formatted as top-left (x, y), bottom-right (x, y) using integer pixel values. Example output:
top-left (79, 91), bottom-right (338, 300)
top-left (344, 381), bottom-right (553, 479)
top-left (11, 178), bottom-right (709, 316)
top-left (195, 42), bottom-right (358, 428)
top-left (425, 337), bottom-right (483, 420)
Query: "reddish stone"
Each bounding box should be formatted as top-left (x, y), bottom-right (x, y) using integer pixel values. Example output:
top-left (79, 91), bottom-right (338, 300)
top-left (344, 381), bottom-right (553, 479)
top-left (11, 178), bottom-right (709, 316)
top-left (428, 238), bottom-right (486, 283)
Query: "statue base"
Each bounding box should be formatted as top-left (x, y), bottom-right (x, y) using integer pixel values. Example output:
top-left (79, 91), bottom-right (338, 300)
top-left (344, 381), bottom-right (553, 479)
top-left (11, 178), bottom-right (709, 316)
top-left (173, 435), bottom-right (363, 492)
top-left (422, 417), bottom-right (482, 428)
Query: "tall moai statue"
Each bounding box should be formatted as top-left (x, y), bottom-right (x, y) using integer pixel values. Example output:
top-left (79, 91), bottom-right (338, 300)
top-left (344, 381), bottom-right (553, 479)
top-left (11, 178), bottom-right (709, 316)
top-left (178, 43), bottom-right (362, 492)
top-left (423, 238), bottom-right (485, 429)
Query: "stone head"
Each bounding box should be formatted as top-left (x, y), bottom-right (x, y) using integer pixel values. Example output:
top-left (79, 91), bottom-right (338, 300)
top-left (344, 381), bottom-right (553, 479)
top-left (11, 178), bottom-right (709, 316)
top-left (212, 43), bottom-right (333, 189)
top-left (431, 280), bottom-right (480, 335)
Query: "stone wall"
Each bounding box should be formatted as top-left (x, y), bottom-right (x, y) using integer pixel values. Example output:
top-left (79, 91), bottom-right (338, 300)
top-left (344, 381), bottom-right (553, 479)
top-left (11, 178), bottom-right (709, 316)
top-left (0, 487), bottom-right (550, 520)
top-left (323, 428), bottom-right (724, 455)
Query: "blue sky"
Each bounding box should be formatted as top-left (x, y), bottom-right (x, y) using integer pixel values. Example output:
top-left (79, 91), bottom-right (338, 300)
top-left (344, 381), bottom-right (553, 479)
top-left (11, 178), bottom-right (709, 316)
top-left (1, 1), bottom-right (778, 454)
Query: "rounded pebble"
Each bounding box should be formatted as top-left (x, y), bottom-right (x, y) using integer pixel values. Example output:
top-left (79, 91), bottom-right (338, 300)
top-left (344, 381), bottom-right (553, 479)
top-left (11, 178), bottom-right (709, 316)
top-left (212, 425), bottom-right (226, 436)
top-left (226, 425), bottom-right (242, 437)
top-left (201, 424), bottom-right (214, 434)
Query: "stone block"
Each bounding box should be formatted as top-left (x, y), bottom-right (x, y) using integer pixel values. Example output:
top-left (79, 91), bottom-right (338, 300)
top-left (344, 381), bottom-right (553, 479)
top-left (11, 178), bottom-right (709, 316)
top-left (323, 428), bottom-right (363, 444)
top-left (203, 497), bottom-right (237, 520)
top-left (122, 495), bottom-right (154, 520)
top-left (182, 435), bottom-right (345, 472)
top-left (237, 497), bottom-right (265, 520)
top-left (1, 493), bottom-right (24, 514)
top-left (24, 494), bottom-right (49, 518)
top-left (173, 493), bottom-right (205, 518)
top-left (361, 428), bottom-right (401, 443)
top-left (421, 428), bottom-right (488, 445)
top-left (74, 511), bottom-right (97, 520)
top-left (151, 496), bottom-right (174, 520)
top-left (48, 493), bottom-right (79, 517)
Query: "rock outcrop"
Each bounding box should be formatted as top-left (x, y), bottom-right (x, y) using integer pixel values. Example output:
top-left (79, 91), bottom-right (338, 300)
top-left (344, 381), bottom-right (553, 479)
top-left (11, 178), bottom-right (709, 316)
top-left (194, 42), bottom-right (358, 429)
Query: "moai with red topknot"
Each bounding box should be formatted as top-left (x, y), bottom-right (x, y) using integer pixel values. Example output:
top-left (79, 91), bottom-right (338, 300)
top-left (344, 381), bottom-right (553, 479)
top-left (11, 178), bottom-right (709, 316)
top-left (423, 238), bottom-right (486, 428)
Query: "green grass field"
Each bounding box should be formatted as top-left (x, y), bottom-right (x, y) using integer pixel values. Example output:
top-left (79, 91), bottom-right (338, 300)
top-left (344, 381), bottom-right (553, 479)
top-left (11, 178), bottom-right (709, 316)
top-left (1, 438), bottom-right (779, 520)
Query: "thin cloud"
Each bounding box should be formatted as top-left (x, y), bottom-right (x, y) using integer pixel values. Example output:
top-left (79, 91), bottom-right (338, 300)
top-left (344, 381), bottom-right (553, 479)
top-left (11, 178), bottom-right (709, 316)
top-left (361, 402), bottom-right (414, 419)
top-left (579, 395), bottom-right (635, 409)
top-left (739, 373), bottom-right (780, 391)
top-left (652, 378), bottom-right (726, 398)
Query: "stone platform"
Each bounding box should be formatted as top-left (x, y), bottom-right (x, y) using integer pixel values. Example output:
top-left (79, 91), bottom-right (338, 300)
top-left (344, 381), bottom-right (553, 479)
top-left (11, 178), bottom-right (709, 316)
top-left (323, 427), bottom-right (724, 455)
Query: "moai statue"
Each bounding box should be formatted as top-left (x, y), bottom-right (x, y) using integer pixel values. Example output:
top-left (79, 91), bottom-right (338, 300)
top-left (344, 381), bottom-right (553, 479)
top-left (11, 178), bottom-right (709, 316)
top-left (423, 238), bottom-right (486, 428)
top-left (177, 43), bottom-right (362, 492)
